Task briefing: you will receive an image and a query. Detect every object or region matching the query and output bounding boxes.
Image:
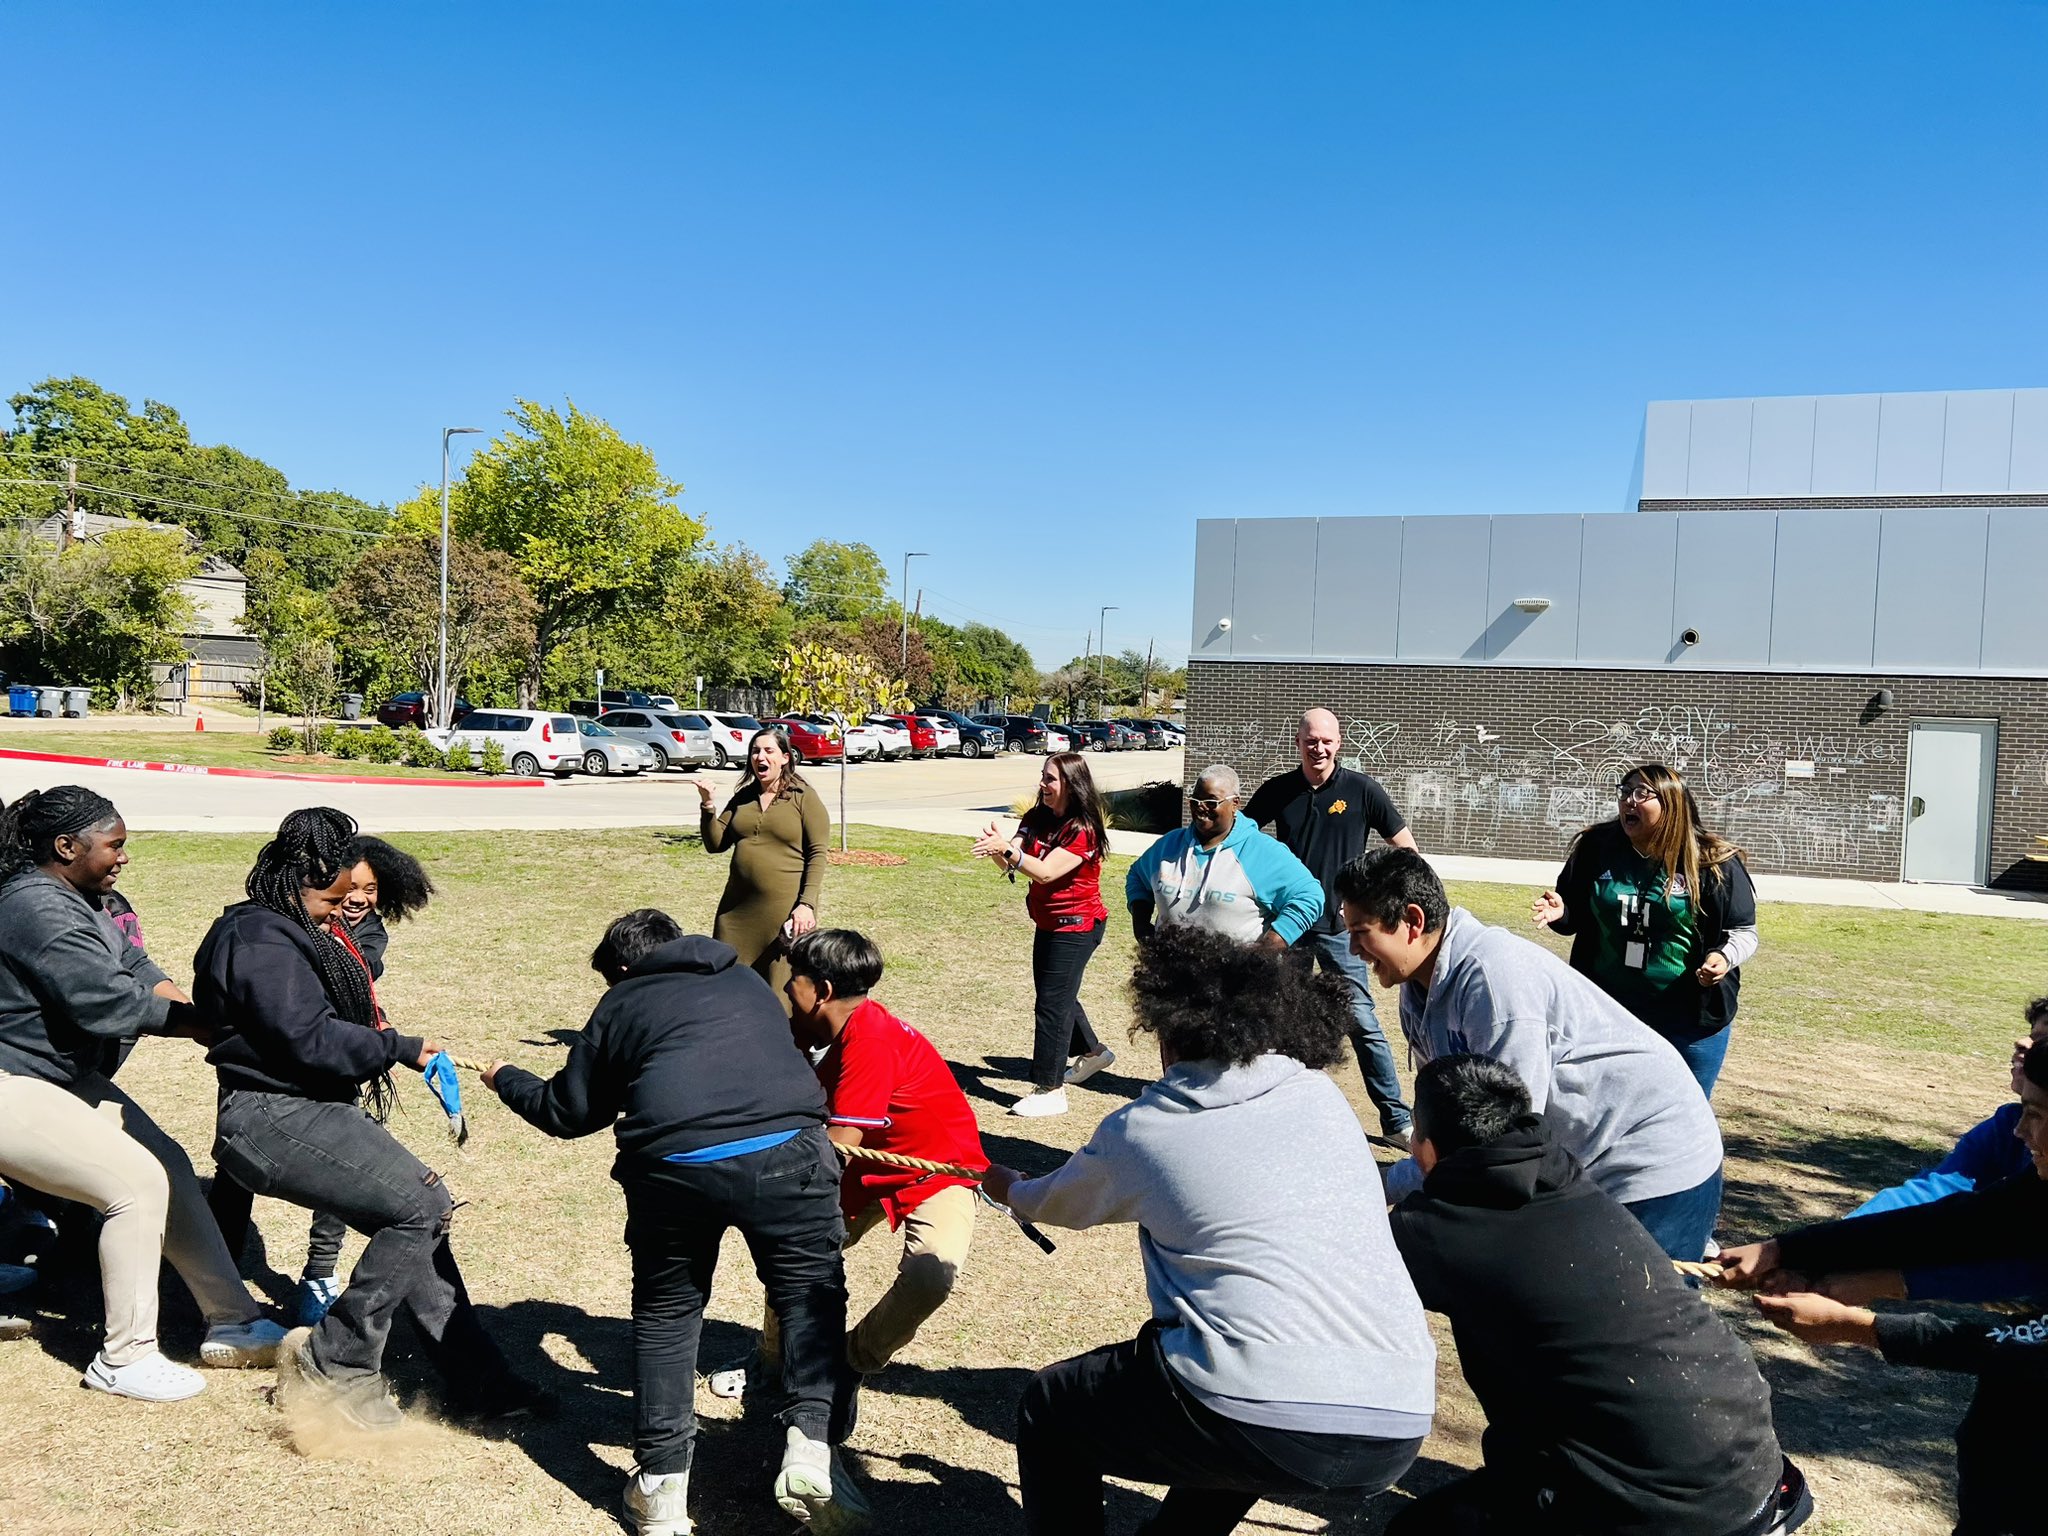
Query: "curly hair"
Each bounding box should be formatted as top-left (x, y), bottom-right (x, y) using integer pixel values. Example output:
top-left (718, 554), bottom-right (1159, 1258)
top-left (0, 786), bottom-right (120, 881)
top-left (348, 835), bottom-right (436, 923)
top-left (1128, 924), bottom-right (1350, 1070)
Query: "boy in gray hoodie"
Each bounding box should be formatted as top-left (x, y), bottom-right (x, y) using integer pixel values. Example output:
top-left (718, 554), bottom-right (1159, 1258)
top-left (1336, 847), bottom-right (1724, 1260)
top-left (985, 926), bottom-right (1434, 1536)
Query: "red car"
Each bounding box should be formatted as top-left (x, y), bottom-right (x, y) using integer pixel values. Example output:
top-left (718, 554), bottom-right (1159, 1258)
top-left (764, 717), bottom-right (845, 764)
top-left (878, 713), bottom-right (939, 758)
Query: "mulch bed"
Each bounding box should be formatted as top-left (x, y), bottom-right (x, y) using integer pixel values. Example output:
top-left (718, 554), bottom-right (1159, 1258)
top-left (827, 849), bottom-right (909, 866)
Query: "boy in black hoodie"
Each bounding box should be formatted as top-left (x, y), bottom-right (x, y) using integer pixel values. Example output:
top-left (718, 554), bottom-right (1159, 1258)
top-left (1386, 1055), bottom-right (1809, 1536)
top-left (483, 908), bottom-right (863, 1536)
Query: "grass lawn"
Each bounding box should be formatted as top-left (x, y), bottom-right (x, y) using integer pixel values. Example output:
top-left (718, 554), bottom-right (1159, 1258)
top-left (6, 824), bottom-right (2046, 1536)
top-left (0, 730), bottom-right (482, 779)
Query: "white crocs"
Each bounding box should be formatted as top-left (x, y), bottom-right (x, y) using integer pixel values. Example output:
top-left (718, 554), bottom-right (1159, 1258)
top-left (83, 1349), bottom-right (206, 1402)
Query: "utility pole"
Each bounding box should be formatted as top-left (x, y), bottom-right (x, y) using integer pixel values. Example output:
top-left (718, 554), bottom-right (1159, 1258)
top-left (1098, 605), bottom-right (1120, 715)
top-left (437, 427), bottom-right (483, 729)
top-left (1142, 638), bottom-right (1154, 711)
top-left (61, 459), bottom-right (78, 548)
top-left (900, 551), bottom-right (928, 669)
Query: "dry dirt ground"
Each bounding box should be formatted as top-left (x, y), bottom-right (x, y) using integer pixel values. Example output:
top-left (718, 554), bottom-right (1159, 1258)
top-left (5, 823), bottom-right (2044, 1536)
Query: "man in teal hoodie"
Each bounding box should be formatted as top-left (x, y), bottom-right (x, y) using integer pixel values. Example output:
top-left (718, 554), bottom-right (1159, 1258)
top-left (1126, 765), bottom-right (1323, 948)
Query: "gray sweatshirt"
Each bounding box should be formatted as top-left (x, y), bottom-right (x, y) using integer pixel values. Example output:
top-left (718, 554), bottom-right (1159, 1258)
top-left (1007, 1053), bottom-right (1435, 1435)
top-left (0, 870), bottom-right (171, 1086)
top-left (1384, 907), bottom-right (1723, 1205)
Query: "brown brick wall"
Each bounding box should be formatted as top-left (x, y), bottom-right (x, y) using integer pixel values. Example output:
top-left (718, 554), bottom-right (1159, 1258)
top-left (1187, 661), bottom-right (2048, 889)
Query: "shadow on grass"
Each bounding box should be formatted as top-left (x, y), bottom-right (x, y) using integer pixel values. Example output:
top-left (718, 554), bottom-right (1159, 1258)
top-left (955, 1053), bottom-right (1148, 1112)
top-left (1717, 1118), bottom-right (1969, 1241)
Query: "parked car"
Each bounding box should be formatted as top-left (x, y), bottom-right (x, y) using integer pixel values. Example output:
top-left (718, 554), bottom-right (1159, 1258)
top-left (974, 714), bottom-right (1051, 754)
top-left (428, 710), bottom-right (582, 777)
top-left (858, 715), bottom-right (915, 760)
top-left (1112, 721), bottom-right (1148, 750)
top-left (573, 716), bottom-right (656, 776)
top-left (702, 711), bottom-right (765, 768)
top-left (1146, 718), bottom-right (1186, 748)
top-left (376, 692), bottom-right (473, 729)
top-left (1060, 720), bottom-right (1124, 753)
top-left (926, 710), bottom-right (1003, 758)
top-left (1119, 718), bottom-right (1168, 750)
top-left (764, 717), bottom-right (845, 764)
top-left (593, 708), bottom-right (717, 770)
top-left (912, 713), bottom-right (963, 757)
top-left (786, 713), bottom-right (884, 761)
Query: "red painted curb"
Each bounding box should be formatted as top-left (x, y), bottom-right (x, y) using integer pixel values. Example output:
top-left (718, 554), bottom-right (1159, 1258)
top-left (0, 747), bottom-right (545, 788)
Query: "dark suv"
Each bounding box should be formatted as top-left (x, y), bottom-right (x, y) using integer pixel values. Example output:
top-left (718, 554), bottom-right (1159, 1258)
top-left (974, 714), bottom-right (1053, 753)
top-left (375, 692), bottom-right (473, 728)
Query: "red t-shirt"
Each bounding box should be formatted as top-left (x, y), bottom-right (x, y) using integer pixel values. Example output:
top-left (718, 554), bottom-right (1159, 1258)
top-left (817, 999), bottom-right (986, 1224)
top-left (1021, 817), bottom-right (1108, 930)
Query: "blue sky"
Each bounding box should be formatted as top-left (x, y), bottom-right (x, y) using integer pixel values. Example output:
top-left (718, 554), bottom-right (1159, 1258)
top-left (5, 3), bottom-right (2045, 667)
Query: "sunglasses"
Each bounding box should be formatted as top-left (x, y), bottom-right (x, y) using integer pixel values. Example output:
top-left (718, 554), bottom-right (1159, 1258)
top-left (1189, 797), bottom-right (1231, 812)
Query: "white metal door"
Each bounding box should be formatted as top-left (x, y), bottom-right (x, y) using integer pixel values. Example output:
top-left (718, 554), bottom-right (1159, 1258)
top-left (1902, 721), bottom-right (1996, 885)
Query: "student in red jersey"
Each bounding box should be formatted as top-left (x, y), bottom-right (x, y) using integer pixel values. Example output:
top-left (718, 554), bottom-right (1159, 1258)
top-left (784, 928), bottom-right (982, 1375)
top-left (972, 752), bottom-right (1114, 1119)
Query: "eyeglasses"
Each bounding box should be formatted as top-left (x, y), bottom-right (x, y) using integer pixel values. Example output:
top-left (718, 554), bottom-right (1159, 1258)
top-left (1617, 783), bottom-right (1659, 804)
top-left (1188, 797), bottom-right (1230, 812)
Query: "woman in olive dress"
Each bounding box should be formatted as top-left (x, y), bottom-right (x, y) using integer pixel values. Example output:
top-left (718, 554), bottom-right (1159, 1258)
top-left (694, 726), bottom-right (829, 996)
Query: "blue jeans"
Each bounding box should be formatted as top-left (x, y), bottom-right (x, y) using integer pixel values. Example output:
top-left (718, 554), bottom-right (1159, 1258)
top-left (1622, 1167), bottom-right (1723, 1262)
top-left (1305, 930), bottom-right (1411, 1135)
top-left (1664, 1026), bottom-right (1733, 1100)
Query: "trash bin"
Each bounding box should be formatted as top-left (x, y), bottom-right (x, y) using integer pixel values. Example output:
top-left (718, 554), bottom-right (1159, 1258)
top-left (340, 692), bottom-right (364, 721)
top-left (7, 685), bottom-right (36, 717)
top-left (36, 686), bottom-right (62, 719)
top-left (63, 687), bottom-right (89, 719)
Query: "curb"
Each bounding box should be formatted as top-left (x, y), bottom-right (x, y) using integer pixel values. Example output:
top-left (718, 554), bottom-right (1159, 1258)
top-left (0, 748), bottom-right (545, 788)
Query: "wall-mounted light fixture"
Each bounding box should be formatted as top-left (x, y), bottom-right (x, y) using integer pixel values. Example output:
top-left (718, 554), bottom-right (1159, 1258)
top-left (1216, 616), bottom-right (1232, 631)
top-left (1869, 688), bottom-right (1895, 712)
top-left (1680, 627), bottom-right (1703, 647)
top-left (1511, 597), bottom-right (1551, 613)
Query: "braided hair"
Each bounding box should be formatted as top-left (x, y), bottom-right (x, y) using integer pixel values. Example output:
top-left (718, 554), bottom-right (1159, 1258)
top-left (246, 808), bottom-right (392, 1109)
top-left (0, 786), bottom-right (121, 882)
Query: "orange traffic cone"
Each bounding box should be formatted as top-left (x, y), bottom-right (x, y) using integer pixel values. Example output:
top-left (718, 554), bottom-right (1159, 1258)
top-left (195, 713), bottom-right (205, 732)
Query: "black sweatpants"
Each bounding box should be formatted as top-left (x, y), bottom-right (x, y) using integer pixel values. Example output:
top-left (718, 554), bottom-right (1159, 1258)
top-left (1029, 919), bottom-right (1104, 1089)
top-left (1016, 1322), bottom-right (1423, 1536)
top-left (1954, 1372), bottom-right (2031, 1536)
top-left (621, 1128), bottom-right (856, 1477)
top-left (1384, 1462), bottom-right (1791, 1536)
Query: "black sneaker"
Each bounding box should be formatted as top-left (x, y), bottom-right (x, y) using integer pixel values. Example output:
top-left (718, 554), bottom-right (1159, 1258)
top-left (444, 1375), bottom-right (557, 1425)
top-left (1763, 1457), bottom-right (1814, 1533)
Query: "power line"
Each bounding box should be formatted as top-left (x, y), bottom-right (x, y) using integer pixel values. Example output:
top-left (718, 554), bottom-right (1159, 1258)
top-left (0, 477), bottom-right (389, 539)
top-left (0, 447), bottom-right (396, 518)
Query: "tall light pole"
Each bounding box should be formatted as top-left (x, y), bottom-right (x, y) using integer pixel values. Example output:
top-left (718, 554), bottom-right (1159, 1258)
top-left (438, 427), bottom-right (484, 730)
top-left (900, 551), bottom-right (928, 670)
top-left (1098, 604), bottom-right (1120, 711)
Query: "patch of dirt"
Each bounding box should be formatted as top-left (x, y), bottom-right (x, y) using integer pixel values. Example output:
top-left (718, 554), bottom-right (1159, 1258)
top-left (827, 849), bottom-right (908, 866)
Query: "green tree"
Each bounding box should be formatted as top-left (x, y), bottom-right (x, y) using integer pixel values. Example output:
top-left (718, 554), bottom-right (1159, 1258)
top-left (0, 526), bottom-right (198, 708)
top-left (779, 639), bottom-right (910, 850)
top-left (332, 535), bottom-right (537, 726)
top-left (677, 542), bottom-right (792, 686)
top-left (783, 540), bottom-right (891, 623)
top-left (243, 547), bottom-right (343, 737)
top-left (399, 399), bottom-right (704, 704)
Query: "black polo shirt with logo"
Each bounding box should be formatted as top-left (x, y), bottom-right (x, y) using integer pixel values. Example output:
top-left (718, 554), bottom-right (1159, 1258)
top-left (1244, 767), bottom-right (1406, 936)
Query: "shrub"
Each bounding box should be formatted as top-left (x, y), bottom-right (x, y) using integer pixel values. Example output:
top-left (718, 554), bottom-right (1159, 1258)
top-left (312, 725), bottom-right (340, 756)
top-left (400, 730), bottom-right (443, 768)
top-left (443, 738), bottom-right (475, 772)
top-left (478, 738), bottom-right (508, 777)
top-left (1104, 780), bottom-right (1184, 834)
top-left (331, 729), bottom-right (367, 761)
top-left (267, 726), bottom-right (299, 753)
top-left (362, 725), bottom-right (402, 764)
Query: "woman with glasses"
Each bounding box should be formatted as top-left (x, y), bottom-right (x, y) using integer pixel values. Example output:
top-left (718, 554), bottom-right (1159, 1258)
top-left (1531, 763), bottom-right (1758, 1098)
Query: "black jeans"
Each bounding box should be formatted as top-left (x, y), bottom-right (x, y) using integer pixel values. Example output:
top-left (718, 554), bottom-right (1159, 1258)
top-left (1384, 1463), bottom-right (1792, 1536)
top-left (1030, 919), bottom-right (1105, 1089)
top-left (1954, 1371), bottom-right (2030, 1535)
top-left (206, 1165), bottom-right (347, 1280)
top-left (1017, 1322), bottom-right (1423, 1536)
top-left (621, 1128), bottom-right (856, 1477)
top-left (213, 1090), bottom-right (510, 1396)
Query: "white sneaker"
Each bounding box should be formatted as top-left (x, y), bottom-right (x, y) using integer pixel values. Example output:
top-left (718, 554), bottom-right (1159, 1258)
top-left (83, 1349), bottom-right (205, 1402)
top-left (774, 1427), bottom-right (872, 1530)
top-left (1064, 1048), bottom-right (1115, 1086)
top-left (200, 1317), bottom-right (288, 1369)
top-left (623, 1467), bottom-right (692, 1535)
top-left (1009, 1087), bottom-right (1069, 1118)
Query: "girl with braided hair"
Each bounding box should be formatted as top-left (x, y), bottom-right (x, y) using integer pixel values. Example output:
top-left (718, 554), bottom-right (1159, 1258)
top-left (0, 786), bottom-right (284, 1403)
top-left (196, 806), bottom-right (534, 1436)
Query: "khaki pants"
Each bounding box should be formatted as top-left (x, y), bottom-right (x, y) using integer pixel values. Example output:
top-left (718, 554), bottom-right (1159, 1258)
top-left (0, 1071), bottom-right (256, 1365)
top-left (764, 1181), bottom-right (977, 1375)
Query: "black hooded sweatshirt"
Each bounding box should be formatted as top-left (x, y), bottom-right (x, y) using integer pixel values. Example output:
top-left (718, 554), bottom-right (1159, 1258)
top-left (1389, 1117), bottom-right (1783, 1535)
top-left (491, 935), bottom-right (826, 1180)
top-left (195, 902), bottom-right (425, 1104)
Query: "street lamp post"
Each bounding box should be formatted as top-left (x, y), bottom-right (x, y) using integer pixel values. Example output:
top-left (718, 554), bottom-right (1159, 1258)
top-left (1098, 604), bottom-right (1120, 713)
top-left (900, 551), bottom-right (928, 670)
top-left (438, 427), bottom-right (484, 730)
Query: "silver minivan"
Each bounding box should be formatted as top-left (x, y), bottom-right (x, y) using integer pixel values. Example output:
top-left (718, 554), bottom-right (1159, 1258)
top-left (596, 709), bottom-right (718, 771)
